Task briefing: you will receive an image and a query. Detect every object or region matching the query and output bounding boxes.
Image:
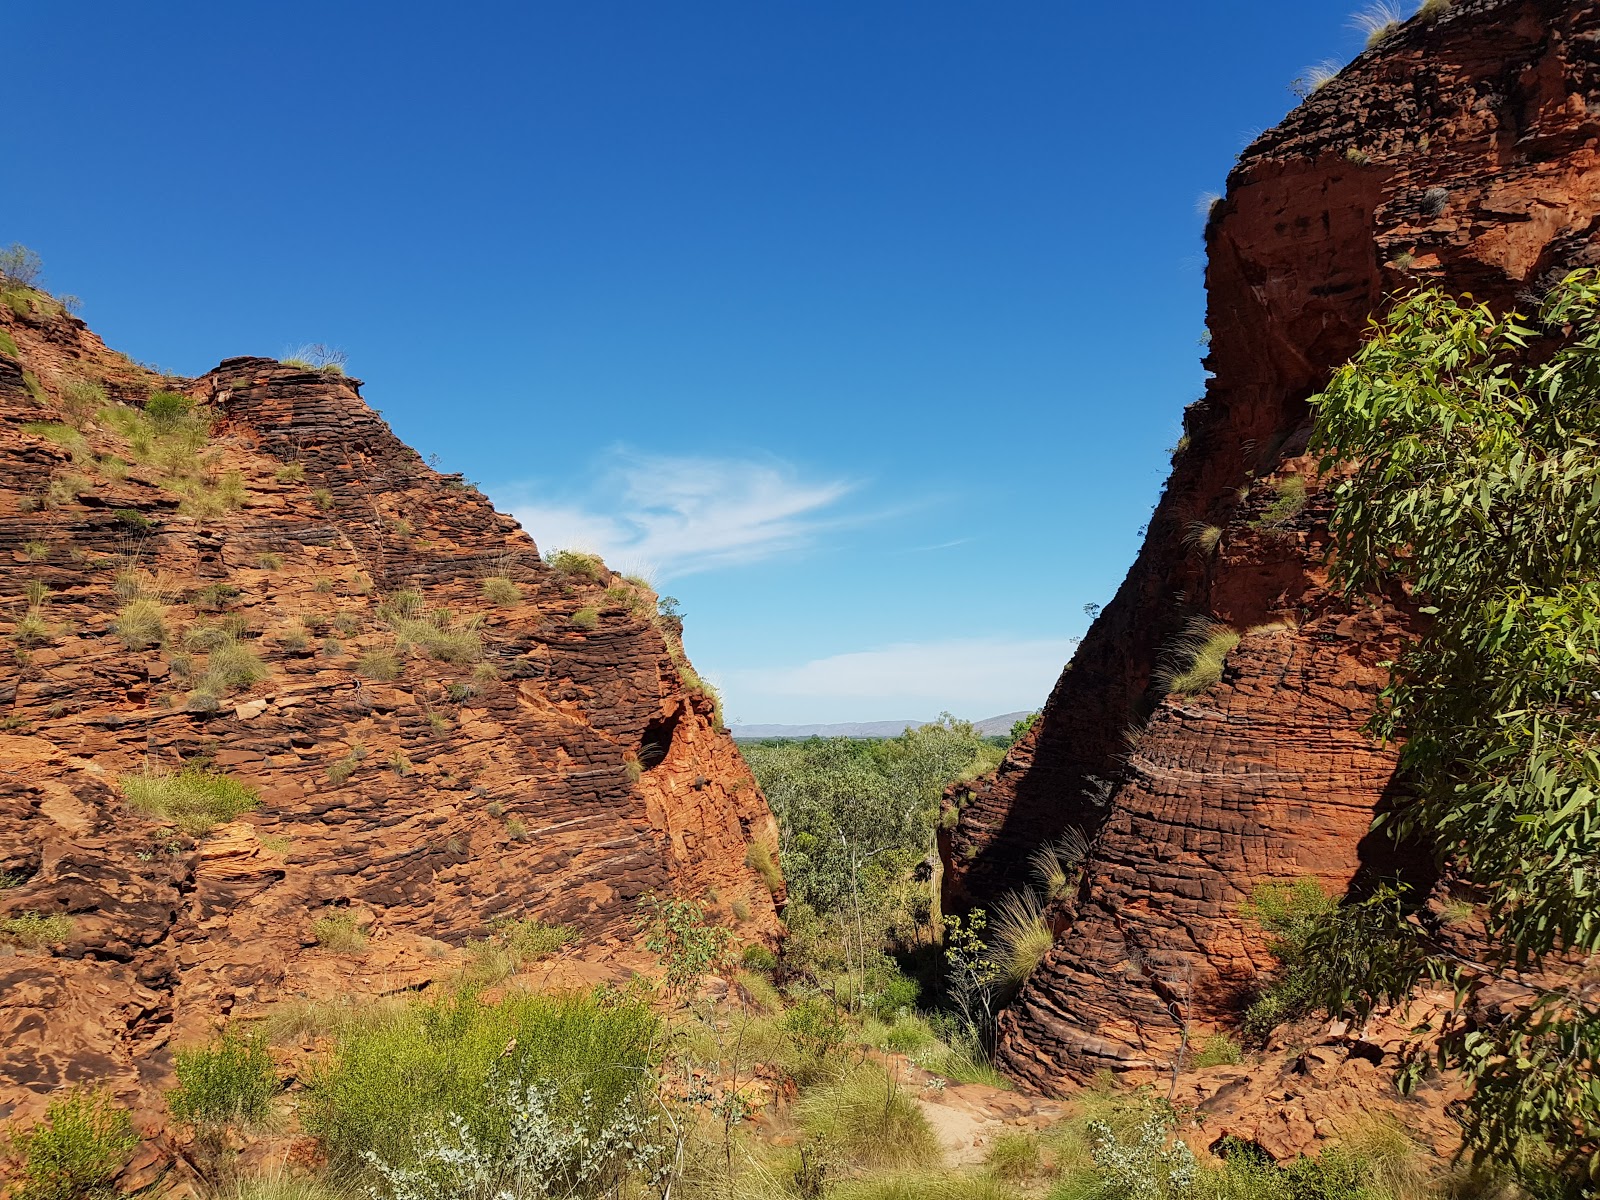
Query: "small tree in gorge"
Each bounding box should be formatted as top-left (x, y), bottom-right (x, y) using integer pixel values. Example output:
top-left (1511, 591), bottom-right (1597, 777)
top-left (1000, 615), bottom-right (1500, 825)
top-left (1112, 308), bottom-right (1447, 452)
top-left (1304, 272), bottom-right (1600, 1191)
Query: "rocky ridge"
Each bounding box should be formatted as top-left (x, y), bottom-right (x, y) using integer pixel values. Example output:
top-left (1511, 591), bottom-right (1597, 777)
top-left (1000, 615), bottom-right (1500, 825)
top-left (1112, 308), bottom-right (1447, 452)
top-left (0, 298), bottom-right (783, 1136)
top-left (940, 0), bottom-right (1600, 1155)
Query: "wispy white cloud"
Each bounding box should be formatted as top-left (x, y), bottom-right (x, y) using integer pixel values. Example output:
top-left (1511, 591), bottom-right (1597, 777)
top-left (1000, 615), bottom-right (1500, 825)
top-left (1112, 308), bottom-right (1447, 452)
top-left (721, 637), bottom-right (1079, 725)
top-left (502, 450), bottom-right (860, 579)
top-left (894, 537), bottom-right (972, 554)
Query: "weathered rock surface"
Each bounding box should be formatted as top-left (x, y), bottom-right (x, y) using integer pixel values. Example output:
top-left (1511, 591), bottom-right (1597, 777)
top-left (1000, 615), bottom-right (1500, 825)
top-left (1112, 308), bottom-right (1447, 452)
top-left (0, 305), bottom-right (783, 1137)
top-left (941, 0), bottom-right (1600, 1127)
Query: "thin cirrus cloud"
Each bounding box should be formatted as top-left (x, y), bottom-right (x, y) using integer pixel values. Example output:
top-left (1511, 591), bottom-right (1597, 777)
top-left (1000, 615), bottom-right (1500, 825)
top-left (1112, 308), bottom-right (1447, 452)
top-left (504, 450), bottom-right (862, 579)
top-left (721, 636), bottom-right (1080, 725)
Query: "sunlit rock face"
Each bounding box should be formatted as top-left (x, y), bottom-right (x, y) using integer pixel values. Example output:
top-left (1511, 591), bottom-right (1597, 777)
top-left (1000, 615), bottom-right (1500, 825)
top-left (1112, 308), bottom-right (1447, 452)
top-left (0, 306), bottom-right (782, 1134)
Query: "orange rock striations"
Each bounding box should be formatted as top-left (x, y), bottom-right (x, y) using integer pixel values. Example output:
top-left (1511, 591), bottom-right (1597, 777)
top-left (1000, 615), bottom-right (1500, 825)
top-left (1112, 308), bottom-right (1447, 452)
top-left (0, 295), bottom-right (782, 1129)
top-left (940, 0), bottom-right (1600, 1128)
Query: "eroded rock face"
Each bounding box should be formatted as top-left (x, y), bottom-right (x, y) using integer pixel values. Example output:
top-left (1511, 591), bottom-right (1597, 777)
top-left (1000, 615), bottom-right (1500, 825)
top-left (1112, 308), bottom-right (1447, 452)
top-left (0, 309), bottom-right (782, 1133)
top-left (942, 0), bottom-right (1600, 1108)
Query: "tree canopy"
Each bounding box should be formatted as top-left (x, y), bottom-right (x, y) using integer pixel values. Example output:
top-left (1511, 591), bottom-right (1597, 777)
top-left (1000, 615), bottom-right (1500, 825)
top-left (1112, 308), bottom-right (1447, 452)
top-left (1306, 271), bottom-right (1600, 1191)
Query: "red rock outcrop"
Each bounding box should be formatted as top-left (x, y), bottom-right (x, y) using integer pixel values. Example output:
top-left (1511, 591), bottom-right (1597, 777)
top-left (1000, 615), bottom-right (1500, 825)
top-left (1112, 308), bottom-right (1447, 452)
top-left (941, 0), bottom-right (1600, 1133)
top-left (0, 302), bottom-right (783, 1136)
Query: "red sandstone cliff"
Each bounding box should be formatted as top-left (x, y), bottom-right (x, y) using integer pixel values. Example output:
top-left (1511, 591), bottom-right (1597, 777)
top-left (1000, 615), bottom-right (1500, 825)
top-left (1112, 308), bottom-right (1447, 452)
top-left (941, 0), bottom-right (1600, 1149)
top-left (0, 299), bottom-right (783, 1136)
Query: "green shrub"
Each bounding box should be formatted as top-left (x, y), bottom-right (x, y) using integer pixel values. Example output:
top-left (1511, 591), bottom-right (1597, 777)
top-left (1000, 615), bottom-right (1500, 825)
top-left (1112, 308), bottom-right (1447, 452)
top-left (779, 996), bottom-right (851, 1083)
top-left (479, 576), bottom-right (521, 606)
top-left (570, 606), bottom-right (600, 630)
top-left (741, 943), bottom-right (778, 972)
top-left (733, 968), bottom-right (781, 1012)
top-left (185, 688), bottom-right (224, 714)
top-left (4, 1087), bottom-right (138, 1200)
top-left (216, 1170), bottom-right (346, 1200)
top-left (301, 988), bottom-right (659, 1178)
top-left (21, 422), bottom-right (85, 449)
top-left (461, 918), bottom-right (577, 984)
top-left (14, 609), bottom-right (55, 648)
top-left (1029, 830), bottom-right (1088, 902)
top-left (0, 328), bottom-right (17, 358)
top-left (120, 767), bottom-right (260, 836)
top-left (1353, 3), bottom-right (1401, 48)
top-left (357, 648), bottom-right (402, 681)
top-left (173, 470), bottom-right (247, 518)
top-left (744, 840), bottom-right (782, 897)
top-left (312, 912), bottom-right (368, 953)
top-left (870, 1010), bottom-right (936, 1056)
top-left (113, 598), bottom-right (167, 649)
top-left (1191, 1033), bottom-right (1243, 1068)
top-left (24, 540), bottom-right (49, 562)
top-left (169, 1032), bottom-right (278, 1128)
top-left (990, 888), bottom-right (1053, 988)
top-left (379, 596), bottom-right (483, 664)
top-left (256, 553), bottom-right (284, 570)
top-left (986, 1132), bottom-right (1044, 1182)
top-left (377, 590), bottom-right (423, 618)
top-left (1241, 879), bottom-right (1338, 1042)
top-left (144, 391), bottom-right (193, 430)
top-left (60, 378), bottom-right (107, 425)
top-left (797, 1065), bottom-right (938, 1170)
top-left (273, 463), bottom-right (306, 484)
top-left (193, 582), bottom-right (242, 611)
top-left (635, 895), bottom-right (731, 995)
top-left (110, 507), bottom-right (153, 533)
top-left (1183, 522), bottom-right (1222, 557)
top-left (1255, 476), bottom-right (1308, 530)
top-left (328, 752), bottom-right (362, 785)
top-left (1159, 619), bottom-right (1240, 696)
top-left (310, 487), bottom-right (333, 510)
top-left (831, 1176), bottom-right (1020, 1200)
top-left (205, 641), bottom-right (267, 691)
top-left (544, 549), bottom-right (606, 583)
top-left (1, 911), bottom-right (75, 948)
top-left (496, 915), bottom-right (579, 962)
top-left (183, 623), bottom-right (234, 652)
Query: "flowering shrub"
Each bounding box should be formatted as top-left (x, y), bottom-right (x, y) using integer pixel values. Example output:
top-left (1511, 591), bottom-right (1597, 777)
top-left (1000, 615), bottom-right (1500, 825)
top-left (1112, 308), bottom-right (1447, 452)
top-left (364, 1081), bottom-right (671, 1200)
top-left (1085, 1113), bottom-right (1197, 1200)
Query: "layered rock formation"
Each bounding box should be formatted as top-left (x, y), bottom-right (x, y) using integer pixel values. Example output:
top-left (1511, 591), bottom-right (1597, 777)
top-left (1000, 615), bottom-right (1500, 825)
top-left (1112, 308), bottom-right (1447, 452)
top-left (941, 0), bottom-right (1600, 1138)
top-left (0, 301), bottom-right (782, 1134)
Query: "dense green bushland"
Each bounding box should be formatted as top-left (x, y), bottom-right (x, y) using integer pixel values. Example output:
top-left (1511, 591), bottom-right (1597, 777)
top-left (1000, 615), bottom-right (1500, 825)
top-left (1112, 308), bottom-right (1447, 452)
top-left (1298, 271), bottom-right (1600, 1191)
top-left (743, 718), bottom-right (1002, 1002)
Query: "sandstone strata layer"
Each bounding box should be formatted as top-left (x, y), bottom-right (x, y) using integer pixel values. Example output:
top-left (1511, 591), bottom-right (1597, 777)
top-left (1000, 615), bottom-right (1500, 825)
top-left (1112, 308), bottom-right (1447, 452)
top-left (0, 305), bottom-right (783, 1135)
top-left (941, 0), bottom-right (1600, 1138)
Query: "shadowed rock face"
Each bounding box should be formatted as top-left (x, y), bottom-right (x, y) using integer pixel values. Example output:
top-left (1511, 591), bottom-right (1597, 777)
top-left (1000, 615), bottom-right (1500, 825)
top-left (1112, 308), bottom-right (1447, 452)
top-left (942, 0), bottom-right (1600, 1108)
top-left (0, 312), bottom-right (782, 1130)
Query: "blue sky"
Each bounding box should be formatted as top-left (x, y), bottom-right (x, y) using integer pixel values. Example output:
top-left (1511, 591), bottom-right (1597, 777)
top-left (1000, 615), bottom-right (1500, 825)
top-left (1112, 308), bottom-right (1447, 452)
top-left (7, 1), bottom-right (1383, 724)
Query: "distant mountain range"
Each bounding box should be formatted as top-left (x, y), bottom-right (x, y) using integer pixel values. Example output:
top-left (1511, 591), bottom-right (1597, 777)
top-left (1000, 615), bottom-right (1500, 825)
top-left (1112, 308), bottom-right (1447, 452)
top-left (730, 711), bottom-right (1035, 741)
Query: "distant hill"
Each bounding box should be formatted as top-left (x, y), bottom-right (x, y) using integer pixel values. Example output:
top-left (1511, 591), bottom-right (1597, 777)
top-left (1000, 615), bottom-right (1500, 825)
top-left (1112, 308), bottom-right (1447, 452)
top-left (970, 710), bottom-right (1036, 737)
top-left (731, 711), bottom-right (1035, 741)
